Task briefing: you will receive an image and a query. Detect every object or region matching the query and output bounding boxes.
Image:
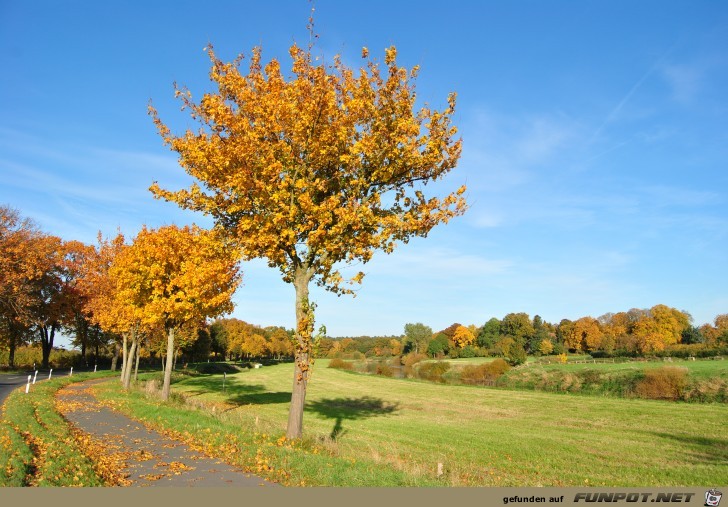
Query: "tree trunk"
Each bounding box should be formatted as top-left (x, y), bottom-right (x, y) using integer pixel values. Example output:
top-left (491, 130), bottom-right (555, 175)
top-left (122, 330), bottom-right (138, 390)
top-left (161, 327), bottom-right (176, 401)
top-left (77, 315), bottom-right (88, 363)
top-left (286, 267), bottom-right (312, 439)
top-left (92, 325), bottom-right (100, 366)
top-left (40, 323), bottom-right (56, 369)
top-left (8, 337), bottom-right (15, 369)
top-left (8, 324), bottom-right (17, 369)
top-left (134, 340), bottom-right (141, 382)
top-left (120, 333), bottom-right (128, 382)
top-left (110, 342), bottom-right (119, 371)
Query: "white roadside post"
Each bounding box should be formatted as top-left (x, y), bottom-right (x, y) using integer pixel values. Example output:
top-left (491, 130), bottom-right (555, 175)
top-left (48, 369), bottom-right (53, 380)
top-left (94, 364), bottom-right (97, 373)
top-left (70, 367), bottom-right (73, 377)
top-left (33, 371), bottom-right (38, 384)
top-left (25, 375), bottom-right (31, 394)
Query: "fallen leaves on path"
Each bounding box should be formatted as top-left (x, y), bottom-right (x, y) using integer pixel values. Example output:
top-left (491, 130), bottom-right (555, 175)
top-left (55, 385), bottom-right (133, 486)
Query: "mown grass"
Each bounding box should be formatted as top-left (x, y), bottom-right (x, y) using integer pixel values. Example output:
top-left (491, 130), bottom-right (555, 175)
top-left (0, 418), bottom-right (33, 486)
top-left (0, 372), bottom-right (114, 486)
top-left (95, 360), bottom-right (727, 486)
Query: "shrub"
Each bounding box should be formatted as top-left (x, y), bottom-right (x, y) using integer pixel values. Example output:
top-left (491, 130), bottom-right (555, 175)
top-left (685, 378), bottom-right (728, 403)
top-left (376, 364), bottom-right (394, 377)
top-left (401, 352), bottom-right (427, 378)
top-left (416, 361), bottom-right (451, 383)
top-left (459, 345), bottom-right (476, 358)
top-left (328, 358), bottom-right (354, 371)
top-left (401, 352), bottom-right (427, 367)
top-left (506, 344), bottom-right (527, 366)
top-left (658, 344), bottom-right (728, 359)
top-left (634, 366), bottom-right (689, 401)
top-left (460, 358), bottom-right (511, 385)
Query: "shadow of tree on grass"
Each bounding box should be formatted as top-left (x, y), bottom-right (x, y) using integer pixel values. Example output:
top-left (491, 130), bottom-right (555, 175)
top-left (306, 396), bottom-right (400, 441)
top-left (649, 431), bottom-right (728, 465)
top-left (177, 376), bottom-right (291, 405)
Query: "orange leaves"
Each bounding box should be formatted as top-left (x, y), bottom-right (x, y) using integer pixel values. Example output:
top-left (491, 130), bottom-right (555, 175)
top-left (0, 207), bottom-right (65, 329)
top-left (569, 317), bottom-right (603, 353)
top-left (149, 39), bottom-right (467, 297)
top-left (452, 325), bottom-right (476, 349)
top-left (109, 225), bottom-right (241, 331)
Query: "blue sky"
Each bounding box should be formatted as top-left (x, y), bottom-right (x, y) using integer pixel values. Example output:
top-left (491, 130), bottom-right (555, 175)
top-left (1, 1), bottom-right (727, 346)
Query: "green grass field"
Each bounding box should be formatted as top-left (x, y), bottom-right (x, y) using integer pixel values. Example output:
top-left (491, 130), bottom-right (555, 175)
top-left (533, 358), bottom-right (728, 380)
top-left (91, 359), bottom-right (728, 487)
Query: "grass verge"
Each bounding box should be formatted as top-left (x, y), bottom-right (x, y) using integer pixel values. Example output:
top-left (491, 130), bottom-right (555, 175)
top-left (1, 372), bottom-right (114, 486)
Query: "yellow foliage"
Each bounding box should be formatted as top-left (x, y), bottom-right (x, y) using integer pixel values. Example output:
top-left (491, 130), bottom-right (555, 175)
top-left (452, 325), bottom-right (475, 349)
top-left (539, 339), bottom-right (554, 356)
top-left (109, 225), bottom-right (240, 331)
top-left (568, 317), bottom-right (603, 352)
top-left (148, 41), bottom-right (466, 298)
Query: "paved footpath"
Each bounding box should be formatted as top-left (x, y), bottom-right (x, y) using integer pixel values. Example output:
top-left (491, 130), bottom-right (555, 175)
top-left (57, 379), bottom-right (279, 487)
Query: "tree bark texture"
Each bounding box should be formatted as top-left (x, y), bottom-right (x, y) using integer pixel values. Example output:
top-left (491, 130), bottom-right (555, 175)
top-left (286, 267), bottom-right (312, 439)
top-left (120, 333), bottom-right (128, 382)
top-left (134, 342), bottom-right (140, 382)
top-left (40, 324), bottom-right (56, 369)
top-left (122, 331), bottom-right (138, 390)
top-left (161, 327), bottom-right (175, 401)
top-left (110, 342), bottom-right (119, 371)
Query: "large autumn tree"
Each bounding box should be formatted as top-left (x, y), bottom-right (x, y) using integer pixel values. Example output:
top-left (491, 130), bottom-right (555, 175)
top-left (149, 36), bottom-right (466, 437)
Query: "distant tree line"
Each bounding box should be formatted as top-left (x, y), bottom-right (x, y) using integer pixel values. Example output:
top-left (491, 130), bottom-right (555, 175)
top-left (323, 307), bottom-right (728, 365)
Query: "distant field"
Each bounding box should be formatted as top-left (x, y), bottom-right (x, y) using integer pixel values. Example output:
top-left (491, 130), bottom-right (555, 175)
top-left (415, 356), bottom-right (728, 383)
top-left (534, 358), bottom-right (728, 380)
top-left (119, 359), bottom-right (728, 486)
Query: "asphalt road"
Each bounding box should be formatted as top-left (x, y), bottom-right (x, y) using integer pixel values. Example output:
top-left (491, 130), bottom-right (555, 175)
top-left (0, 369), bottom-right (74, 409)
top-left (0, 372), bottom-right (35, 408)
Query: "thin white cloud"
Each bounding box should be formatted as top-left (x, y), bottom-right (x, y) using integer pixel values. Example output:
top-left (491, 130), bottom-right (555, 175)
top-left (660, 62), bottom-right (704, 104)
top-left (459, 109), bottom-right (579, 195)
top-left (589, 43), bottom-right (678, 144)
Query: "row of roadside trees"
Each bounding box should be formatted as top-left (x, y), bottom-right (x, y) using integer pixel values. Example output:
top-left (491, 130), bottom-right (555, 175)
top-left (0, 205), bottom-right (241, 400)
